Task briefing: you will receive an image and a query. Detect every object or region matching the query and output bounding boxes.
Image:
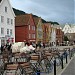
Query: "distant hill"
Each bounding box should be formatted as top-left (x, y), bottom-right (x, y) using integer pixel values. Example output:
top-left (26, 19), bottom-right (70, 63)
top-left (47, 21), bottom-right (59, 25)
top-left (13, 8), bottom-right (59, 25)
top-left (53, 22), bottom-right (59, 25)
top-left (13, 8), bottom-right (26, 16)
top-left (32, 14), bottom-right (39, 18)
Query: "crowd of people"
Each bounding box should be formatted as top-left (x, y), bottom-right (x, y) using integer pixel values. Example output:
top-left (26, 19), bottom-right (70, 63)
top-left (0, 42), bottom-right (54, 54)
top-left (1, 43), bottom-right (12, 54)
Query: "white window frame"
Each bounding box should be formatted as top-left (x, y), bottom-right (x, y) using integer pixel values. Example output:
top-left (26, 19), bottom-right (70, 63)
top-left (1, 16), bottom-right (4, 23)
top-left (32, 26), bottom-right (34, 30)
top-left (11, 19), bottom-right (13, 25)
top-left (10, 29), bottom-right (12, 35)
top-left (29, 25), bottom-right (30, 30)
top-left (7, 18), bottom-right (10, 24)
top-left (33, 26), bottom-right (35, 30)
top-left (1, 28), bottom-right (4, 35)
top-left (32, 26), bottom-right (35, 30)
top-left (7, 29), bottom-right (9, 35)
top-left (32, 34), bottom-right (35, 39)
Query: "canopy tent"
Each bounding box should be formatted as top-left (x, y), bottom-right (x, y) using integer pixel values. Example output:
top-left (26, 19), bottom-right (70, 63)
top-left (11, 42), bottom-right (25, 53)
top-left (20, 45), bottom-right (30, 53)
top-left (20, 45), bottom-right (35, 53)
top-left (29, 45), bottom-right (35, 50)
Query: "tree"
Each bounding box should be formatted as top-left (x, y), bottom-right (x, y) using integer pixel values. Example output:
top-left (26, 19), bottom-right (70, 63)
top-left (13, 8), bottom-right (26, 16)
top-left (53, 22), bottom-right (59, 25)
top-left (64, 36), bottom-right (69, 41)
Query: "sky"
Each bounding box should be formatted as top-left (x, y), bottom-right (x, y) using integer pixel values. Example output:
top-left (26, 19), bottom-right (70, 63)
top-left (10, 0), bottom-right (74, 25)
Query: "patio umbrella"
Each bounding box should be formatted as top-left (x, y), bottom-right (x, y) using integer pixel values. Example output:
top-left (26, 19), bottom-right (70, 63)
top-left (20, 45), bottom-right (30, 53)
top-left (29, 45), bottom-right (35, 50)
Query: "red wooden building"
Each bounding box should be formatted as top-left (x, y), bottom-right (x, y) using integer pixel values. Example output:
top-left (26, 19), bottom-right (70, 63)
top-left (15, 14), bottom-right (36, 44)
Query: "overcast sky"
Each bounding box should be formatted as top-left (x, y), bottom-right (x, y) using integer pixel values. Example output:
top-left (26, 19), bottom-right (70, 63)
top-left (10, 0), bottom-right (74, 24)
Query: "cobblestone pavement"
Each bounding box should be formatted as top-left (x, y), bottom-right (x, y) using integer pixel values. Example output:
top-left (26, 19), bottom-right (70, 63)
top-left (61, 57), bottom-right (75, 75)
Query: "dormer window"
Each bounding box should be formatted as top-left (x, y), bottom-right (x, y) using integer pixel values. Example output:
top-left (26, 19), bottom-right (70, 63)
top-left (5, 6), bottom-right (7, 12)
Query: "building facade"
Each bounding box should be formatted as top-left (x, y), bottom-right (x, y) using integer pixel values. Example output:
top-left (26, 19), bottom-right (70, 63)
top-left (0, 0), bottom-right (15, 46)
top-left (15, 14), bottom-right (36, 44)
top-left (62, 23), bottom-right (75, 34)
top-left (33, 17), bottom-right (43, 44)
top-left (50, 25), bottom-right (56, 46)
top-left (56, 28), bottom-right (64, 45)
top-left (43, 23), bottom-right (50, 44)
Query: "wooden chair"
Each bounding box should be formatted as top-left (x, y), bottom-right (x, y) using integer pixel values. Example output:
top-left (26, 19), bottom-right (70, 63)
top-left (19, 62), bottom-right (36, 75)
top-left (4, 63), bottom-right (21, 75)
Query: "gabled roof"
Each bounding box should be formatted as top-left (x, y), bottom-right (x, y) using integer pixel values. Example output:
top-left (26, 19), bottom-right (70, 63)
top-left (15, 14), bottom-right (31, 26)
top-left (0, 0), bottom-right (2, 2)
top-left (0, 0), bottom-right (15, 17)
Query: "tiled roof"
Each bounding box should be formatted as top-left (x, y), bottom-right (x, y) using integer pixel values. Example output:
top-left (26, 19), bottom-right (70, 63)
top-left (0, 0), bottom-right (2, 2)
top-left (15, 14), bottom-right (30, 26)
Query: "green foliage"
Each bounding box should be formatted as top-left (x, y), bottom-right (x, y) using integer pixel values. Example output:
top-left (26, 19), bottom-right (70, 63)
top-left (13, 8), bottom-right (59, 25)
top-left (42, 19), bottom-right (47, 23)
top-left (13, 8), bottom-right (26, 16)
top-left (47, 21), bottom-right (59, 25)
top-left (53, 22), bottom-right (59, 25)
top-left (64, 36), bottom-right (69, 41)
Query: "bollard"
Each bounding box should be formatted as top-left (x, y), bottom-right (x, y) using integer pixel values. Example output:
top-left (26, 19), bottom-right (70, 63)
top-left (66, 53), bottom-right (68, 64)
top-left (54, 59), bottom-right (56, 75)
top-left (70, 50), bottom-right (72, 59)
top-left (69, 48), bottom-right (71, 59)
top-left (61, 55), bottom-right (63, 69)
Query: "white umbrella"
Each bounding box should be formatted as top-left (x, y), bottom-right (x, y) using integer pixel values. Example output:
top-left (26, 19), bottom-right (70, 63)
top-left (20, 45), bottom-right (30, 53)
top-left (12, 43), bottom-right (19, 53)
top-left (11, 42), bottom-right (25, 53)
top-left (29, 45), bottom-right (35, 50)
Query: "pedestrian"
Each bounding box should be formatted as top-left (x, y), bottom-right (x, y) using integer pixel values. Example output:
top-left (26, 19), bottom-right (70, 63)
top-left (1, 45), bottom-right (4, 54)
top-left (43, 43), bottom-right (45, 48)
top-left (36, 43), bottom-right (38, 49)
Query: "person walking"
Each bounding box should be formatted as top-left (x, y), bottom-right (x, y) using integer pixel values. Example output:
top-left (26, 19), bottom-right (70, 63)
top-left (1, 45), bottom-right (4, 54)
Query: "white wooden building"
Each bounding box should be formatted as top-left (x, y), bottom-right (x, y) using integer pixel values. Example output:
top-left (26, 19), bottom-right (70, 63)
top-left (0, 0), bottom-right (15, 46)
top-left (62, 23), bottom-right (75, 34)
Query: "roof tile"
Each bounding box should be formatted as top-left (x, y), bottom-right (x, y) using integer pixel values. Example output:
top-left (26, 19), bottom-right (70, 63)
top-left (15, 14), bottom-right (30, 26)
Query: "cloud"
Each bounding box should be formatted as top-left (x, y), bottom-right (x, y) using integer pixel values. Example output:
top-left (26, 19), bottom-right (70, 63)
top-left (10, 0), bottom-right (74, 24)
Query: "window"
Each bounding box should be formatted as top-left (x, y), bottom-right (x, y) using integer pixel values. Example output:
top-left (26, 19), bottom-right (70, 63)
top-left (5, 7), bottom-right (7, 12)
top-left (1, 16), bottom-right (4, 23)
top-left (34, 26), bottom-right (35, 30)
top-left (32, 26), bottom-right (33, 30)
top-left (7, 18), bottom-right (10, 24)
top-left (1, 28), bottom-right (4, 35)
top-left (32, 26), bottom-right (35, 30)
top-left (10, 29), bottom-right (12, 35)
top-left (29, 25), bottom-right (30, 30)
top-left (11, 19), bottom-right (13, 24)
top-left (32, 34), bottom-right (35, 39)
top-left (7, 29), bottom-right (9, 35)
